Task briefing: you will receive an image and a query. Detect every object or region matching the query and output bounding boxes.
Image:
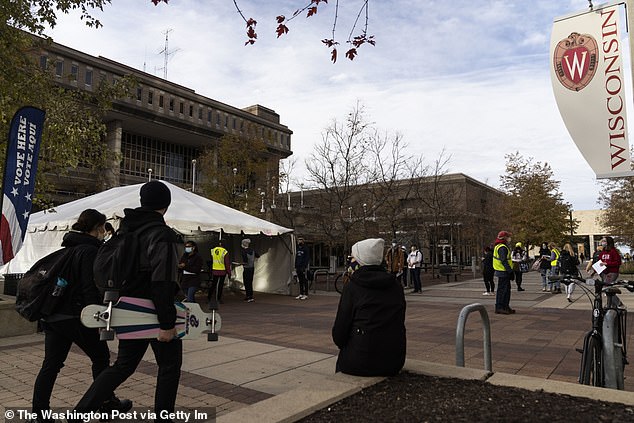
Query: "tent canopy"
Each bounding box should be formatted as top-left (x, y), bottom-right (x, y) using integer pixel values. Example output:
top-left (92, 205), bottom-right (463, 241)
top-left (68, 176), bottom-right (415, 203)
top-left (29, 181), bottom-right (292, 236)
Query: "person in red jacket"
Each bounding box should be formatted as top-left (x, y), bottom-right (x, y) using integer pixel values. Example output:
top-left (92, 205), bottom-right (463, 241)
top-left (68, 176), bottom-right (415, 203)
top-left (598, 236), bottom-right (622, 284)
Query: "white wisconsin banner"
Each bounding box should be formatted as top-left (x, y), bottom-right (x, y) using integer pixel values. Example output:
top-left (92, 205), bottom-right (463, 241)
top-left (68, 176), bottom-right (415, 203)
top-left (550, 3), bottom-right (633, 178)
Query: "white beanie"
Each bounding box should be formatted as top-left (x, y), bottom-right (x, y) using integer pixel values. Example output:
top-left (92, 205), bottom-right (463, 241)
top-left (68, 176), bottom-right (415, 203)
top-left (241, 238), bottom-right (251, 248)
top-left (351, 238), bottom-right (385, 266)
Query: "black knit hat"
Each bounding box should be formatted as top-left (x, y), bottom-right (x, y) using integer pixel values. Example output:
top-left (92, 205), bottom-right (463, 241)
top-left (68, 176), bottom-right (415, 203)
top-left (140, 180), bottom-right (171, 210)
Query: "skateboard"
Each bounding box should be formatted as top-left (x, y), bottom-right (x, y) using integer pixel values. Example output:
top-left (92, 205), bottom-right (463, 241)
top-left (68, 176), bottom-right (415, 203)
top-left (81, 296), bottom-right (221, 342)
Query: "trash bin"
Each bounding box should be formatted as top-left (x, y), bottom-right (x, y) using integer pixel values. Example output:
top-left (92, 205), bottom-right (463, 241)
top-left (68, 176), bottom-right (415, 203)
top-left (3, 273), bottom-right (23, 296)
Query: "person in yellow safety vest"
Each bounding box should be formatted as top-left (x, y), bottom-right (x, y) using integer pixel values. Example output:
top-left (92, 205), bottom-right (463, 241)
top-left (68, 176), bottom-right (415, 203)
top-left (208, 240), bottom-right (231, 308)
top-left (547, 242), bottom-right (561, 294)
top-left (493, 231), bottom-right (515, 315)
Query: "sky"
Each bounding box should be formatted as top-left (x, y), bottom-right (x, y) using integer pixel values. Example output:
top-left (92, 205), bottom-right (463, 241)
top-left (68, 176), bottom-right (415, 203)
top-left (43, 0), bottom-right (633, 210)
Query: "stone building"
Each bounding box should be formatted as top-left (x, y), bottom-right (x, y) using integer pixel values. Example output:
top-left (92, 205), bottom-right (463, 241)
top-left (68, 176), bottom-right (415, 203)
top-left (36, 37), bottom-right (292, 203)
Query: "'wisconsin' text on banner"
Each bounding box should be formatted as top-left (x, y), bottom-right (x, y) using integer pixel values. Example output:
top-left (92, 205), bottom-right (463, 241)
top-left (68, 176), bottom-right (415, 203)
top-left (550, 3), bottom-right (633, 178)
top-left (0, 107), bottom-right (46, 266)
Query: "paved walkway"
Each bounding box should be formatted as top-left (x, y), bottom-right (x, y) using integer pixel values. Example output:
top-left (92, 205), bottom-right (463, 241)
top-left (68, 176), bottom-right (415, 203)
top-left (1, 271), bottom-right (634, 422)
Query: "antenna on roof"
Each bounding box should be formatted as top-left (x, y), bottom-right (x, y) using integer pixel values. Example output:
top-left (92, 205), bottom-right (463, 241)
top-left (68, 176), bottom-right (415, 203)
top-left (158, 29), bottom-right (180, 80)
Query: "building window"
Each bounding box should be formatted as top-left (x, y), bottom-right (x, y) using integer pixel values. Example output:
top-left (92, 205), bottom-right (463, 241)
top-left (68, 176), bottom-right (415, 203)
top-left (136, 87), bottom-right (143, 101)
top-left (159, 95), bottom-right (164, 108)
top-left (179, 102), bottom-right (184, 114)
top-left (224, 115), bottom-right (228, 127)
top-left (55, 60), bottom-right (63, 77)
top-left (232, 118), bottom-right (236, 130)
top-left (207, 110), bottom-right (212, 122)
top-left (148, 91), bottom-right (153, 105)
top-left (169, 98), bottom-right (174, 111)
top-left (198, 108), bottom-right (203, 120)
top-left (70, 64), bottom-right (78, 81)
top-left (120, 132), bottom-right (199, 185)
top-left (39, 55), bottom-right (48, 70)
top-left (189, 105), bottom-right (193, 117)
top-left (216, 112), bottom-right (221, 125)
top-left (85, 69), bottom-right (93, 86)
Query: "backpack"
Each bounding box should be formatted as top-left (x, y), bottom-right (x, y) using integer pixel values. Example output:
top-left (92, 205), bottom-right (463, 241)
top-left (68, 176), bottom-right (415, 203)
top-left (559, 251), bottom-right (580, 277)
top-left (93, 221), bottom-right (163, 296)
top-left (15, 247), bottom-right (76, 321)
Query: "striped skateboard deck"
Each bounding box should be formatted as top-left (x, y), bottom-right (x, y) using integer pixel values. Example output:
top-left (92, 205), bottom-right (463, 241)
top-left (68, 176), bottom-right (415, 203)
top-left (81, 296), bottom-right (221, 341)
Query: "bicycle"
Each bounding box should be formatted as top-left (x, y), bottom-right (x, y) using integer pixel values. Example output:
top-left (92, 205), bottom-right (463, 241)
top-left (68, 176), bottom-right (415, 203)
top-left (334, 270), bottom-right (351, 294)
top-left (551, 274), bottom-right (634, 389)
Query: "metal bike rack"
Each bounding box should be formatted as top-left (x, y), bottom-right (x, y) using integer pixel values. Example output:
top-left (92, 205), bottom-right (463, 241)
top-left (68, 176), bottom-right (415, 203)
top-left (312, 269), bottom-right (330, 293)
top-left (602, 309), bottom-right (624, 389)
top-left (456, 303), bottom-right (493, 373)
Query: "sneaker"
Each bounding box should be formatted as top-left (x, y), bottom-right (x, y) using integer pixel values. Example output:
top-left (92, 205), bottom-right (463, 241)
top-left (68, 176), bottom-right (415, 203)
top-left (495, 309), bottom-right (511, 315)
top-left (295, 294), bottom-right (303, 299)
top-left (247, 298), bottom-right (255, 303)
top-left (517, 287), bottom-right (525, 292)
top-left (483, 292), bottom-right (490, 296)
top-left (99, 395), bottom-right (133, 421)
top-left (507, 308), bottom-right (516, 314)
top-left (567, 297), bottom-right (572, 303)
top-left (542, 288), bottom-right (547, 292)
top-left (300, 295), bottom-right (308, 300)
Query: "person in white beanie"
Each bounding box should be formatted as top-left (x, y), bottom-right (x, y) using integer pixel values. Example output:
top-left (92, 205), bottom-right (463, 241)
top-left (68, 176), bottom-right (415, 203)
top-left (240, 238), bottom-right (259, 302)
top-left (332, 238), bottom-right (406, 376)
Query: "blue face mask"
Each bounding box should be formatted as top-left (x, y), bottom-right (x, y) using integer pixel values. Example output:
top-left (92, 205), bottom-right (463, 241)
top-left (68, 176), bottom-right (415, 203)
top-left (185, 247), bottom-right (193, 253)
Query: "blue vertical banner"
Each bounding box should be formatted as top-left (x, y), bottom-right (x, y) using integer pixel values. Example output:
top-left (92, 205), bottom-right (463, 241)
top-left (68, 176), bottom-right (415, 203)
top-left (0, 106), bottom-right (46, 266)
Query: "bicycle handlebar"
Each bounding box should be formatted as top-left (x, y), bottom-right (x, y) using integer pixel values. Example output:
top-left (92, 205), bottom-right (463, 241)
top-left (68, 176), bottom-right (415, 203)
top-left (549, 274), bottom-right (634, 293)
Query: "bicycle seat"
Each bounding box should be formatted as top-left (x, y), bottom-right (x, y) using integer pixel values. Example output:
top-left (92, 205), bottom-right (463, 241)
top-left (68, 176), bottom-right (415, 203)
top-left (604, 287), bottom-right (622, 295)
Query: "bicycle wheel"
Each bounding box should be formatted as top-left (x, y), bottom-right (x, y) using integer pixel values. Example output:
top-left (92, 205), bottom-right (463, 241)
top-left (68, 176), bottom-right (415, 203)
top-left (579, 333), bottom-right (603, 387)
top-left (335, 273), bottom-right (344, 294)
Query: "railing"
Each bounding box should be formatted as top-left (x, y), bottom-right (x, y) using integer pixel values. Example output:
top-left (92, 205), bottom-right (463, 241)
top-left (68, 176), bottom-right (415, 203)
top-left (312, 269), bottom-right (330, 293)
top-left (456, 303), bottom-right (492, 373)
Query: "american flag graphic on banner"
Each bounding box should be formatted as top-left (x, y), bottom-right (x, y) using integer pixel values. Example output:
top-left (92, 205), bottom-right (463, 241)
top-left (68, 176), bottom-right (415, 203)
top-left (0, 107), bottom-right (46, 266)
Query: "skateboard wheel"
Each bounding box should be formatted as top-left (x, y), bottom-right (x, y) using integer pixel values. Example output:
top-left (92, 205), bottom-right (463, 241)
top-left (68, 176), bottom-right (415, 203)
top-left (103, 291), bottom-right (119, 304)
top-left (208, 332), bottom-right (218, 342)
top-left (100, 329), bottom-right (115, 341)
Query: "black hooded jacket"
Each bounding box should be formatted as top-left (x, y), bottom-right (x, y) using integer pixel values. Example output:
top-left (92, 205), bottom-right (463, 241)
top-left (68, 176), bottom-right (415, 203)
top-left (332, 265), bottom-right (406, 376)
top-left (118, 207), bottom-right (180, 330)
top-left (46, 231), bottom-right (102, 320)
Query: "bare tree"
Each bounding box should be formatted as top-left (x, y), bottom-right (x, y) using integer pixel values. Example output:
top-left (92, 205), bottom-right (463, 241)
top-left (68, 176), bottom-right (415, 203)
top-left (305, 103), bottom-right (372, 252)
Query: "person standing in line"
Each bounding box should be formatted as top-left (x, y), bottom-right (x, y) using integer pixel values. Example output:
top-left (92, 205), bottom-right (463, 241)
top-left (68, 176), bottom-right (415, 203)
top-left (385, 240), bottom-right (404, 287)
top-left (208, 240), bottom-right (231, 308)
top-left (481, 245), bottom-right (495, 295)
top-left (72, 180), bottom-right (181, 423)
top-left (29, 209), bottom-right (131, 423)
top-left (179, 241), bottom-right (202, 303)
top-left (407, 244), bottom-right (423, 293)
top-left (332, 238), bottom-right (406, 376)
top-left (597, 236), bottom-right (622, 284)
top-left (511, 242), bottom-right (527, 292)
top-left (240, 238), bottom-right (259, 302)
top-left (295, 237), bottom-right (310, 300)
top-left (538, 242), bottom-right (551, 292)
top-left (548, 242), bottom-right (561, 293)
top-left (400, 245), bottom-right (408, 287)
top-left (493, 231), bottom-right (515, 315)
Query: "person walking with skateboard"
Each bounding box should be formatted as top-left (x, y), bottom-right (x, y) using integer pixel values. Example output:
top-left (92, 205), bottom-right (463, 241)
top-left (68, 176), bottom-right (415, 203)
top-left (29, 209), bottom-right (131, 423)
top-left (72, 180), bottom-right (182, 423)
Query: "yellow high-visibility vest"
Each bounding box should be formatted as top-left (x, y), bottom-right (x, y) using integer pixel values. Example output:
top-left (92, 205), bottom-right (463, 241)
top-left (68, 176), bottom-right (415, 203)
top-left (211, 246), bottom-right (228, 270)
top-left (493, 243), bottom-right (512, 271)
top-left (551, 248), bottom-right (560, 267)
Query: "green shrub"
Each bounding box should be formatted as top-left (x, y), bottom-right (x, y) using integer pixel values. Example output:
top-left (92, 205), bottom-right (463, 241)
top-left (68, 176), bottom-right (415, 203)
top-left (620, 261), bottom-right (634, 274)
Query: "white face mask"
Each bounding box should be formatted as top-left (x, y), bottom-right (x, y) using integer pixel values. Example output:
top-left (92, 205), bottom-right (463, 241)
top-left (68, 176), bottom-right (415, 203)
top-left (185, 247), bottom-right (193, 254)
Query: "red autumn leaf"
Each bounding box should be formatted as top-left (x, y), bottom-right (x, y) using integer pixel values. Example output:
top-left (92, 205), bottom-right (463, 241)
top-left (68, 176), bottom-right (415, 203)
top-left (345, 48), bottom-right (357, 60)
top-left (246, 27), bottom-right (257, 39)
top-left (331, 48), bottom-right (337, 63)
top-left (321, 38), bottom-right (338, 48)
top-left (276, 15), bottom-right (286, 24)
top-left (246, 18), bottom-right (257, 27)
top-left (307, 6), bottom-right (318, 17)
top-left (245, 39), bottom-right (256, 46)
top-left (276, 24), bottom-right (289, 38)
top-left (151, 0), bottom-right (167, 5)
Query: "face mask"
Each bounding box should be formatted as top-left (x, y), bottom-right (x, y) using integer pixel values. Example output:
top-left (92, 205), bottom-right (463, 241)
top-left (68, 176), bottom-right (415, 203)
top-left (392, 243), bottom-right (397, 247)
top-left (185, 247), bottom-right (193, 253)
top-left (601, 242), bottom-right (607, 248)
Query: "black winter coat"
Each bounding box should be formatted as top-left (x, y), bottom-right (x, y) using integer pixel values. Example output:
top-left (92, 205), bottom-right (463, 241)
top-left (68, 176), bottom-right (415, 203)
top-left (118, 207), bottom-right (180, 330)
top-left (46, 231), bottom-right (102, 320)
top-left (332, 265), bottom-right (406, 376)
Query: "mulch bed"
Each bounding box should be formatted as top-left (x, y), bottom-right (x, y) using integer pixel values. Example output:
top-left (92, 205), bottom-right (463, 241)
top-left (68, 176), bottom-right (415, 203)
top-left (299, 371), bottom-right (634, 422)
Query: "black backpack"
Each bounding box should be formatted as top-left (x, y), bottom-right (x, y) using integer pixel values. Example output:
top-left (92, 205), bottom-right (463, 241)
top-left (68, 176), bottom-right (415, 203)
top-left (15, 247), bottom-right (76, 321)
top-left (93, 221), bottom-right (162, 296)
top-left (559, 251), bottom-right (580, 277)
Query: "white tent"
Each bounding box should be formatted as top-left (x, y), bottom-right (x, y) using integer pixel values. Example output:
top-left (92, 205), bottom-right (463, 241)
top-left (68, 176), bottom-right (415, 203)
top-left (2, 182), bottom-right (295, 294)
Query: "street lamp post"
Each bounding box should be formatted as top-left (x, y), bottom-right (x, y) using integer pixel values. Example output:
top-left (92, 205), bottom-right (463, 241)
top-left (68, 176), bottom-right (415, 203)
top-left (191, 159), bottom-right (196, 192)
top-left (260, 191), bottom-right (265, 213)
top-left (147, 168), bottom-right (152, 181)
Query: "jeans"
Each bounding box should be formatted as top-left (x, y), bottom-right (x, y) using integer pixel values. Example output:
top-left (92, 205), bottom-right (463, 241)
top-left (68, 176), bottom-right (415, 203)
top-left (297, 268), bottom-right (308, 295)
top-left (75, 338), bottom-right (182, 422)
top-left (495, 273), bottom-right (511, 311)
top-left (33, 319), bottom-right (110, 421)
top-left (185, 286), bottom-right (197, 302)
top-left (548, 267), bottom-right (560, 289)
top-left (540, 268), bottom-right (549, 288)
top-left (243, 267), bottom-right (255, 299)
top-left (410, 267), bottom-right (421, 292)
